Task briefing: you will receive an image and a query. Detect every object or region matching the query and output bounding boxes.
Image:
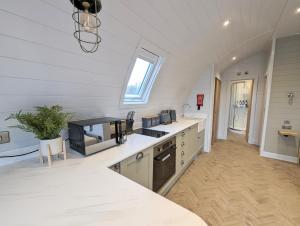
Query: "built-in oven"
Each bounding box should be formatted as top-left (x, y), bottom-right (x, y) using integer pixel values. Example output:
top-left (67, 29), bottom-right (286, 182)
top-left (153, 137), bottom-right (176, 192)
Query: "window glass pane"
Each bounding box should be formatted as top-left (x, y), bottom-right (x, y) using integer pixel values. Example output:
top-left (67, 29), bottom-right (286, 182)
top-left (125, 58), bottom-right (152, 96)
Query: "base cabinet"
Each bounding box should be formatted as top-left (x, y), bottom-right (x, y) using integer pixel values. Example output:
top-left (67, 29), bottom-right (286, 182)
top-left (120, 148), bottom-right (153, 190)
top-left (197, 130), bottom-right (205, 152)
top-left (118, 124), bottom-right (205, 195)
top-left (176, 125), bottom-right (203, 174)
top-left (185, 125), bottom-right (199, 160)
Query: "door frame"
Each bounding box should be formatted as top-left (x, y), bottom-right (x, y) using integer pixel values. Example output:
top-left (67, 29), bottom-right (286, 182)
top-left (212, 77), bottom-right (221, 144)
top-left (245, 80), bottom-right (254, 141)
top-left (225, 79), bottom-right (257, 143)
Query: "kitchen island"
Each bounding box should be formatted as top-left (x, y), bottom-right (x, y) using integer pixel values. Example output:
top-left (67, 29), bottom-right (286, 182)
top-left (0, 118), bottom-right (207, 226)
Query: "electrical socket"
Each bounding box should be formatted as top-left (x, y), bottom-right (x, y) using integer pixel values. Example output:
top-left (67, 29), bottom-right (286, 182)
top-left (0, 131), bottom-right (10, 144)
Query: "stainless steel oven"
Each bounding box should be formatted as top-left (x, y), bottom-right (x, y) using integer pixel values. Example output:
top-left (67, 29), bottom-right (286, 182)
top-left (153, 137), bottom-right (176, 192)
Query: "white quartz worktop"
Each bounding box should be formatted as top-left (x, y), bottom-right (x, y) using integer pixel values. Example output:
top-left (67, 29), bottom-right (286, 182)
top-left (0, 118), bottom-right (207, 226)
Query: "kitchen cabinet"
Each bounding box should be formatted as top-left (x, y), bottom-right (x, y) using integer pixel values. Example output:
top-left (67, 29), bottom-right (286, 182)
top-left (176, 132), bottom-right (184, 173)
top-left (176, 125), bottom-right (203, 173)
top-left (176, 130), bottom-right (190, 172)
top-left (120, 147), bottom-right (153, 190)
top-left (119, 122), bottom-right (205, 196)
top-left (176, 128), bottom-right (191, 172)
top-left (185, 125), bottom-right (198, 161)
top-left (197, 130), bottom-right (205, 152)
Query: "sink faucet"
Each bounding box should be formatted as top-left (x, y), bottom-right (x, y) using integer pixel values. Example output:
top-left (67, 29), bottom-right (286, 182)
top-left (182, 104), bottom-right (191, 116)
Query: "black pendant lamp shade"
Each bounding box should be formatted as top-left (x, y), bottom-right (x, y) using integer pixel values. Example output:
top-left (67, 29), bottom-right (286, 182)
top-left (70, 0), bottom-right (102, 13)
top-left (70, 0), bottom-right (102, 53)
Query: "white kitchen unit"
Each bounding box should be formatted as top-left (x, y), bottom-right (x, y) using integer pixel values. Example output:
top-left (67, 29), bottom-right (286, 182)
top-left (119, 122), bottom-right (205, 196)
top-left (184, 114), bottom-right (208, 152)
top-left (177, 124), bottom-right (199, 172)
top-left (120, 147), bottom-right (153, 190)
top-left (159, 125), bottom-right (204, 195)
top-left (197, 130), bottom-right (205, 152)
top-left (0, 119), bottom-right (207, 226)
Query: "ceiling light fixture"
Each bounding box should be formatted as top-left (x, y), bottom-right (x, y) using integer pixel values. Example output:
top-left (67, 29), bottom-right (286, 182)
top-left (296, 7), bottom-right (300, 14)
top-left (232, 56), bottom-right (237, 61)
top-left (223, 20), bottom-right (230, 27)
top-left (70, 0), bottom-right (102, 53)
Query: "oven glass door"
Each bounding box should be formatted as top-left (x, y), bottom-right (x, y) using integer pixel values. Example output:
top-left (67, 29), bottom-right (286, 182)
top-left (153, 145), bottom-right (176, 192)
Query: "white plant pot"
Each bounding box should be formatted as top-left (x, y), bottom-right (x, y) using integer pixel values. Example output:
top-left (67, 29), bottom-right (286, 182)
top-left (40, 137), bottom-right (63, 156)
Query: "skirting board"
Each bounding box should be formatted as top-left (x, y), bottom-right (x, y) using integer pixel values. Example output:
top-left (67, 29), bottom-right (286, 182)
top-left (260, 150), bottom-right (298, 163)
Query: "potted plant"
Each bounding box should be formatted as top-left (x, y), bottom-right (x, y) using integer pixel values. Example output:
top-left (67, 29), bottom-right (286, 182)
top-left (6, 105), bottom-right (72, 156)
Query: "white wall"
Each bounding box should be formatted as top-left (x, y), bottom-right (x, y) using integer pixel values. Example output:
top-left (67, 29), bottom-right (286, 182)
top-left (184, 65), bottom-right (215, 152)
top-left (218, 52), bottom-right (268, 145)
top-left (0, 0), bottom-right (206, 156)
top-left (0, 1), bottom-right (294, 159)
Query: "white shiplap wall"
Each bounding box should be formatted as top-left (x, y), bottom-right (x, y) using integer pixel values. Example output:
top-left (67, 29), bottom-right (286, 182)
top-left (0, 0), bottom-right (200, 154)
top-left (264, 35), bottom-right (300, 157)
top-left (0, 0), bottom-right (298, 156)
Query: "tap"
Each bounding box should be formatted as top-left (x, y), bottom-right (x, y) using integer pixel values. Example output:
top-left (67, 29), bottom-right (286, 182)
top-left (182, 103), bottom-right (191, 116)
top-left (183, 103), bottom-right (191, 109)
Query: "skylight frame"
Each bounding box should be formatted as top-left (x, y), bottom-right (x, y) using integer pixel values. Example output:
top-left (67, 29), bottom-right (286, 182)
top-left (121, 46), bottom-right (164, 105)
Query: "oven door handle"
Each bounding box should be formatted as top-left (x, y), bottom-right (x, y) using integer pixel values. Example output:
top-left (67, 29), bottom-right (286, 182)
top-left (161, 153), bottom-right (171, 162)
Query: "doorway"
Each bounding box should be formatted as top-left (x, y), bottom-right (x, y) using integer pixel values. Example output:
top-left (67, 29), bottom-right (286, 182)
top-left (212, 78), bottom-right (221, 144)
top-left (228, 80), bottom-right (253, 141)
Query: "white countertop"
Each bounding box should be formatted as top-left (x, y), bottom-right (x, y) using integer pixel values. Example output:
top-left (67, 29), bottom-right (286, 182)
top-left (0, 118), bottom-right (207, 226)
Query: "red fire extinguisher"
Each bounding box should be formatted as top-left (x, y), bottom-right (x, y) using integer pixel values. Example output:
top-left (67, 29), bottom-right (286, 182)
top-left (197, 94), bottom-right (204, 110)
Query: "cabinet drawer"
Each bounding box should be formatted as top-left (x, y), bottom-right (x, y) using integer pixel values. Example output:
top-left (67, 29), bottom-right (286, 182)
top-left (180, 130), bottom-right (188, 140)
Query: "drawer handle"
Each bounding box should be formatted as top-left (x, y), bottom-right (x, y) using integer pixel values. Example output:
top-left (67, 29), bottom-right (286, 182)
top-left (136, 152), bottom-right (144, 160)
top-left (162, 154), bottom-right (171, 162)
top-left (182, 132), bottom-right (185, 136)
top-left (181, 151), bottom-right (184, 156)
top-left (181, 141), bottom-right (185, 147)
top-left (181, 160), bottom-right (184, 165)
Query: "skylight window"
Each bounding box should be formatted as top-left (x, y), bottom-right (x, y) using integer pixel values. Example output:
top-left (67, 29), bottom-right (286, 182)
top-left (125, 58), bottom-right (153, 97)
top-left (122, 47), bottom-right (163, 105)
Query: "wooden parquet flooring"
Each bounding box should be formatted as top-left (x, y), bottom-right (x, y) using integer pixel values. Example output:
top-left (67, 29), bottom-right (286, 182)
top-left (166, 133), bottom-right (300, 226)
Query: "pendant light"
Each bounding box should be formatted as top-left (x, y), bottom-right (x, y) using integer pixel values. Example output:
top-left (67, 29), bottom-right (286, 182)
top-left (70, 0), bottom-right (102, 53)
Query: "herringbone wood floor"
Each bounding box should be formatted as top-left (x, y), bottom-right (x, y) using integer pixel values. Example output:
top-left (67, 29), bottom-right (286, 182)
top-left (166, 132), bottom-right (300, 226)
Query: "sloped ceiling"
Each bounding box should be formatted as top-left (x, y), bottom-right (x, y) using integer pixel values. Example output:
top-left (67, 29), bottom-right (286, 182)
top-left (46, 0), bottom-right (299, 98)
top-left (43, 0), bottom-right (299, 79)
top-left (0, 0), bottom-right (300, 152)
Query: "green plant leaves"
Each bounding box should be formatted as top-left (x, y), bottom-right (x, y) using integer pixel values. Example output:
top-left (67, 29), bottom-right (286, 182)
top-left (6, 105), bottom-right (72, 140)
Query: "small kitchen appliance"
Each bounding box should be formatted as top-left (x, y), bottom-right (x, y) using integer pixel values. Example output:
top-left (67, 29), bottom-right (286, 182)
top-left (142, 115), bottom-right (160, 128)
top-left (160, 110), bottom-right (172, 125)
top-left (170, 110), bottom-right (176, 122)
top-left (68, 117), bottom-right (126, 155)
top-left (142, 116), bottom-right (153, 128)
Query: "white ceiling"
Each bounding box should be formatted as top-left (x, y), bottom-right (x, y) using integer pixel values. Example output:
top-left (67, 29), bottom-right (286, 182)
top-left (105, 0), bottom-right (300, 73)
top-left (43, 0), bottom-right (300, 71)
top-left (0, 0), bottom-right (299, 153)
top-left (40, 0), bottom-right (300, 73)
top-left (0, 0), bottom-right (299, 104)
